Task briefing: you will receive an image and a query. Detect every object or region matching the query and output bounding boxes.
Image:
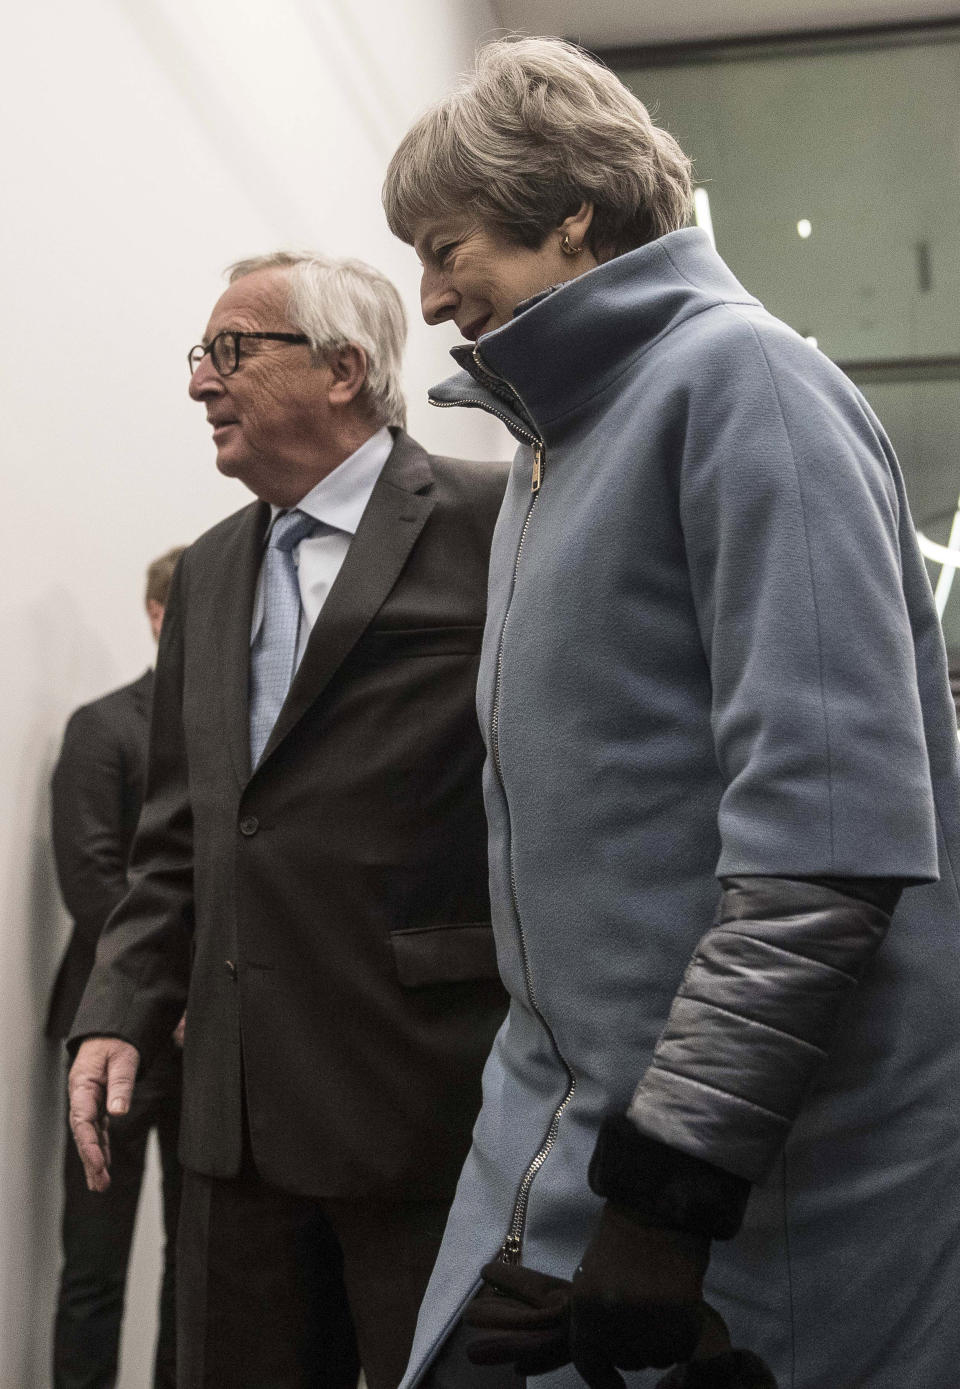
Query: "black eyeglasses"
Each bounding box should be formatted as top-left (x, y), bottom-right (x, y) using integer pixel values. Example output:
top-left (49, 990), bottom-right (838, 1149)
top-left (187, 330), bottom-right (310, 377)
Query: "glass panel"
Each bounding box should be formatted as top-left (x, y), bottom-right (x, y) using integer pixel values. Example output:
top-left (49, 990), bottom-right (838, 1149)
top-left (847, 372), bottom-right (960, 661)
top-left (617, 34), bottom-right (960, 362)
top-left (616, 31), bottom-right (960, 693)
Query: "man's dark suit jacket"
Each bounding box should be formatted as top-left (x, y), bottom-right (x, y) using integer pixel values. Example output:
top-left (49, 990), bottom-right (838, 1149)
top-left (72, 432), bottom-right (509, 1200)
top-left (47, 670), bottom-right (153, 1040)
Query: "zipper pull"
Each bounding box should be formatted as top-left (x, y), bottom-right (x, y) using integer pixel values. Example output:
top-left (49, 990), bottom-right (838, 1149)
top-left (531, 442), bottom-right (544, 495)
top-left (499, 1234), bottom-right (522, 1265)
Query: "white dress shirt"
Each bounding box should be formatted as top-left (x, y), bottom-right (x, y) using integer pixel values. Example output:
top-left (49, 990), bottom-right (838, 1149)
top-left (250, 426), bottom-right (393, 668)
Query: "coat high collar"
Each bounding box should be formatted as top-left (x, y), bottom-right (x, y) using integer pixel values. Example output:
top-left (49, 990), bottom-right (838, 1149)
top-left (428, 228), bottom-right (759, 446)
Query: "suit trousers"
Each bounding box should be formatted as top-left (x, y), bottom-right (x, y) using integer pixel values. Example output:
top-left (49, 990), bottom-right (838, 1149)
top-left (176, 1131), bottom-right (452, 1389)
top-left (53, 1044), bottom-right (183, 1389)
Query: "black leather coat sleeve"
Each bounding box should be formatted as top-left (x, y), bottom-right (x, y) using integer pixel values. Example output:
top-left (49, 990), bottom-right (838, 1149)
top-left (626, 875), bottom-right (901, 1182)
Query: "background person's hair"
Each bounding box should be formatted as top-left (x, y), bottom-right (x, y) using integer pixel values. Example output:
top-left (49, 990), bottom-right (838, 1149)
top-left (383, 36), bottom-right (693, 262)
top-left (145, 546), bottom-right (187, 608)
top-left (227, 252), bottom-right (407, 428)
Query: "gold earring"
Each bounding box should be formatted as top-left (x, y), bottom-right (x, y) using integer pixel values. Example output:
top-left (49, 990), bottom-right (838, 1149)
top-left (560, 233), bottom-right (583, 257)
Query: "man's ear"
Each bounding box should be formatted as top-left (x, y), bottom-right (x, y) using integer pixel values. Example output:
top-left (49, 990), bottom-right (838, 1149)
top-left (327, 344), bottom-right (368, 407)
top-left (146, 599), bottom-right (165, 642)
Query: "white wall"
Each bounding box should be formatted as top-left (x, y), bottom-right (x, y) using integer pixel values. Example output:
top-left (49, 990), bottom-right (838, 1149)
top-left (0, 2), bottom-right (511, 1382)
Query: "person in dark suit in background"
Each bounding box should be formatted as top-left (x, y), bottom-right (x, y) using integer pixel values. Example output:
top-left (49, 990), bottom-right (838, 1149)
top-left (48, 545), bottom-right (186, 1389)
top-left (67, 252), bottom-right (508, 1389)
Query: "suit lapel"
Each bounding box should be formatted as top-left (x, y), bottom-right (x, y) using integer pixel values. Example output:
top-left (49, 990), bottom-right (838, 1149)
top-left (218, 501), bottom-right (271, 788)
top-left (258, 433), bottom-right (436, 766)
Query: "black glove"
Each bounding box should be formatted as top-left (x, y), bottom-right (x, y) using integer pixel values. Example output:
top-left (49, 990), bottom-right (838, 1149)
top-left (656, 1354), bottom-right (778, 1389)
top-left (464, 1225), bottom-right (710, 1384)
top-left (464, 1262), bottom-right (777, 1389)
top-left (463, 1260), bottom-right (571, 1376)
top-left (464, 1240), bottom-right (707, 1385)
top-left (563, 1116), bottom-right (752, 1383)
top-left (466, 1118), bottom-right (755, 1386)
top-left (570, 1201), bottom-right (709, 1382)
top-left (655, 1305), bottom-right (778, 1389)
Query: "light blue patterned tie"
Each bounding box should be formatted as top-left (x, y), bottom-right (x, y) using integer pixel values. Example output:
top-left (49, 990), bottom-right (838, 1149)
top-left (249, 508), bottom-right (319, 767)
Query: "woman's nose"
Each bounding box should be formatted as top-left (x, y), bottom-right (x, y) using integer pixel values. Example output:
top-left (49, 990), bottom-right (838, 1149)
top-left (421, 269), bottom-right (457, 327)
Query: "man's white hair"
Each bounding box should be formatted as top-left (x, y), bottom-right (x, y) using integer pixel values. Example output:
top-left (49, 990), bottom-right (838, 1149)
top-left (227, 251), bottom-right (407, 428)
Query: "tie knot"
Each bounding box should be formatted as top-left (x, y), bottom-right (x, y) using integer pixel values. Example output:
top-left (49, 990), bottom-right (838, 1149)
top-left (270, 508), bottom-right (318, 553)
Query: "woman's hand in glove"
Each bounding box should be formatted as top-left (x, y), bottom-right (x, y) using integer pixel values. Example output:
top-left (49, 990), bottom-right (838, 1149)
top-left (655, 1305), bottom-right (779, 1389)
top-left (462, 1257), bottom-right (778, 1389)
top-left (463, 1261), bottom-right (572, 1377)
top-left (462, 1206), bottom-right (709, 1385)
top-left (569, 1202), bottom-right (710, 1383)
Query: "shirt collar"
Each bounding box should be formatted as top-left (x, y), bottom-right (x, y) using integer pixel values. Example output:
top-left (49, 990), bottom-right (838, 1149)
top-left (268, 425), bottom-right (393, 534)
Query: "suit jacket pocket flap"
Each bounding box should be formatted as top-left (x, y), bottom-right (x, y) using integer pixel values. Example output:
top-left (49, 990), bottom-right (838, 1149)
top-left (390, 922), bottom-right (498, 988)
top-left (357, 625), bottom-right (483, 662)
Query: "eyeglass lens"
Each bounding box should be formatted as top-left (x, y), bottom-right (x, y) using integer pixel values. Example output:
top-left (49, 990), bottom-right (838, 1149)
top-left (188, 331), bottom-right (239, 377)
top-left (211, 332), bottom-right (239, 375)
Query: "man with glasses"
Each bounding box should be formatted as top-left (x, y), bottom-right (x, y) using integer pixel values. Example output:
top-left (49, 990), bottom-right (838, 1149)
top-left (67, 253), bottom-right (507, 1389)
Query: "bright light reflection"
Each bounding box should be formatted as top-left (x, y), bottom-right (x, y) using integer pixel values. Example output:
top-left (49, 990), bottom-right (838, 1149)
top-left (917, 500), bottom-right (960, 618)
top-left (693, 188), bottom-right (716, 249)
top-left (797, 218), bottom-right (813, 239)
top-left (805, 335), bottom-right (818, 348)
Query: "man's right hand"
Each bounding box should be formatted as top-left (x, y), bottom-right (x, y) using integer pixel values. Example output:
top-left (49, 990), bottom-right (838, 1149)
top-left (68, 1037), bottom-right (140, 1192)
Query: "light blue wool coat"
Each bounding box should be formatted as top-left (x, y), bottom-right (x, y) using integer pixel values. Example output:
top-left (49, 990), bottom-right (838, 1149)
top-left (401, 229), bottom-right (960, 1389)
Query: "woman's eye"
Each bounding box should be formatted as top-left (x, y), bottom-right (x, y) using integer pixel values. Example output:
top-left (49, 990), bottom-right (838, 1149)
top-left (435, 243), bottom-right (456, 265)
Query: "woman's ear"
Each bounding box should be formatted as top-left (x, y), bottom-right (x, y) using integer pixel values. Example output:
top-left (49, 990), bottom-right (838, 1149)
top-left (558, 202), bottom-right (595, 252)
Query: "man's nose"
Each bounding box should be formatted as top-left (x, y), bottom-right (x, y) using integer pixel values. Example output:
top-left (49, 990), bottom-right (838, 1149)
top-left (421, 270), bottom-right (457, 327)
top-left (188, 353), bottom-right (221, 401)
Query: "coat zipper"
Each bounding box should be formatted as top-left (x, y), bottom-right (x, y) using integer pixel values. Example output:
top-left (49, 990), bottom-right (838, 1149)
top-left (430, 395), bottom-right (539, 482)
top-left (470, 345), bottom-right (544, 495)
top-left (469, 342), bottom-right (575, 1265)
top-left (492, 487), bottom-right (577, 1265)
top-left (429, 350), bottom-right (545, 493)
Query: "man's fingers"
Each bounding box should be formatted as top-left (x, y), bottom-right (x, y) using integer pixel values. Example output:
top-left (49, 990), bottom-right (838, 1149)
top-left (99, 1116), bottom-right (111, 1171)
top-left (74, 1118), bottom-right (111, 1191)
top-left (68, 1037), bottom-right (140, 1190)
top-left (68, 1076), bottom-right (111, 1192)
top-left (105, 1043), bottom-right (139, 1116)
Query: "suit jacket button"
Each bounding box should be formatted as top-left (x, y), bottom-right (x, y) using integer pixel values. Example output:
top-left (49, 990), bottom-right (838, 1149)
top-left (225, 959), bottom-right (237, 979)
top-left (239, 815), bottom-right (259, 836)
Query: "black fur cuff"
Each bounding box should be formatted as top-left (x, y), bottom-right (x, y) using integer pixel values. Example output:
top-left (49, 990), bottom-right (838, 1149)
top-left (588, 1116), bottom-right (751, 1240)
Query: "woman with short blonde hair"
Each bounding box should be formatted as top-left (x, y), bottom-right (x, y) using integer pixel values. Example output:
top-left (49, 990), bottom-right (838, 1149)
top-left (384, 36), bottom-right (960, 1389)
top-left (384, 37), bottom-right (692, 258)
